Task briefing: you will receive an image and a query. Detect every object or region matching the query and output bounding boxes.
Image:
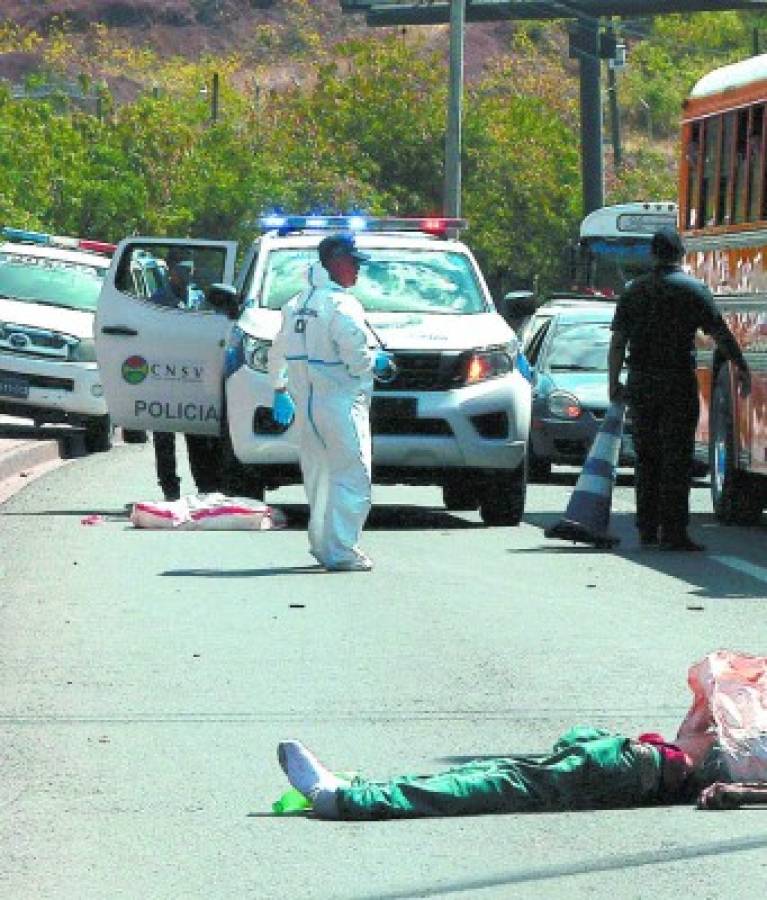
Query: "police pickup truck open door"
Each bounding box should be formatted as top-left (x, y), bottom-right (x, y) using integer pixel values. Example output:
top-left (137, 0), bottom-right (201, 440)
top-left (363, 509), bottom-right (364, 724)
top-left (95, 238), bottom-right (237, 435)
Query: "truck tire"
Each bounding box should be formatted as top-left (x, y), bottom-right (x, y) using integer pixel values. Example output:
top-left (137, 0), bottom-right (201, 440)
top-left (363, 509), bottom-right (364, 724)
top-left (479, 460), bottom-right (527, 526)
top-left (84, 414), bottom-right (112, 453)
top-left (219, 427), bottom-right (266, 500)
top-left (528, 449), bottom-right (551, 482)
top-left (442, 481), bottom-right (478, 511)
top-left (122, 429), bottom-right (148, 444)
top-left (710, 366), bottom-right (764, 525)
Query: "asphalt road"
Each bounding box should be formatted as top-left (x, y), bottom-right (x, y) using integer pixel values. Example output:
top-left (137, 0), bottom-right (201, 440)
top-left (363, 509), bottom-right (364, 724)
top-left (1, 443), bottom-right (766, 900)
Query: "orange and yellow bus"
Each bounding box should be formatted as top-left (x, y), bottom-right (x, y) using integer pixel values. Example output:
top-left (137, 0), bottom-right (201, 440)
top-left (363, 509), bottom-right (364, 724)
top-left (680, 54), bottom-right (767, 524)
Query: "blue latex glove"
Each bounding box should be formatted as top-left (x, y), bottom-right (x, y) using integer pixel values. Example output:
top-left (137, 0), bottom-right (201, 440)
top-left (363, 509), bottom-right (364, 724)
top-left (373, 350), bottom-right (394, 377)
top-left (272, 390), bottom-right (295, 426)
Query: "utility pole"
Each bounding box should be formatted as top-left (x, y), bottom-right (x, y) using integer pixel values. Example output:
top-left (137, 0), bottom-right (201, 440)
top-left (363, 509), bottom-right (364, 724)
top-left (211, 72), bottom-right (220, 125)
top-left (570, 18), bottom-right (604, 213)
top-left (606, 25), bottom-right (624, 170)
top-left (340, 2), bottom-right (763, 216)
top-left (444, 0), bottom-right (465, 218)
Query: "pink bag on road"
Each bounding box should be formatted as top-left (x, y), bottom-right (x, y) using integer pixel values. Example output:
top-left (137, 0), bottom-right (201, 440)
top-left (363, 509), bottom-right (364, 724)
top-left (130, 493), bottom-right (287, 531)
top-left (675, 650), bottom-right (767, 780)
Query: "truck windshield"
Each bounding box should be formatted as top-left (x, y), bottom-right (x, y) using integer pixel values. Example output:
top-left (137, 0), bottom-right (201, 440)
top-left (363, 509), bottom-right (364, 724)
top-left (0, 252), bottom-right (105, 312)
top-left (579, 238), bottom-right (654, 295)
top-left (259, 247), bottom-right (487, 314)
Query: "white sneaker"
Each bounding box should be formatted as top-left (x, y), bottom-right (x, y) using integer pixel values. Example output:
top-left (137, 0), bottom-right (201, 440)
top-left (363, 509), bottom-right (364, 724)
top-left (325, 552), bottom-right (373, 572)
top-left (277, 740), bottom-right (341, 796)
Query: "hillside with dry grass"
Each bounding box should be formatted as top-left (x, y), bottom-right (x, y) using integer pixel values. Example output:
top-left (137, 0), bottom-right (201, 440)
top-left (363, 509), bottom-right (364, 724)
top-left (0, 0), bottom-right (519, 101)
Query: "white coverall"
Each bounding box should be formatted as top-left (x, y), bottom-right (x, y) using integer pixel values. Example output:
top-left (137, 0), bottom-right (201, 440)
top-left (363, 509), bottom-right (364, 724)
top-left (268, 262), bottom-right (376, 568)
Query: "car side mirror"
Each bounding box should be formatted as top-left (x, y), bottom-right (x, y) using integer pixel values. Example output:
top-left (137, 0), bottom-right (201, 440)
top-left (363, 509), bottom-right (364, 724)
top-left (207, 283), bottom-right (240, 320)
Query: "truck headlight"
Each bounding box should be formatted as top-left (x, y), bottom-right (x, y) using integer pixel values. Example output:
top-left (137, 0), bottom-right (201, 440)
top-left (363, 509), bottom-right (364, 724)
top-left (242, 334), bottom-right (271, 373)
top-left (547, 391), bottom-right (582, 419)
top-left (461, 343), bottom-right (515, 385)
top-left (70, 337), bottom-right (97, 362)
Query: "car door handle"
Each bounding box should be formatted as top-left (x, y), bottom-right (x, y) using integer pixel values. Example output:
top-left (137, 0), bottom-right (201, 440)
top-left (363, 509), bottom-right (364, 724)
top-left (101, 325), bottom-right (138, 336)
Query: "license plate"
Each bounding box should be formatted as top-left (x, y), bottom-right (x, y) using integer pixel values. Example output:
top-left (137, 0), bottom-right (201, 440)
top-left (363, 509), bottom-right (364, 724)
top-left (0, 375), bottom-right (29, 399)
top-left (371, 397), bottom-right (416, 421)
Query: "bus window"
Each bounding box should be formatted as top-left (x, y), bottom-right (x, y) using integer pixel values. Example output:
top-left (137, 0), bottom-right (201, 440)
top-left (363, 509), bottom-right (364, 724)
top-left (717, 112), bottom-right (735, 225)
top-left (753, 104), bottom-right (767, 222)
top-left (702, 115), bottom-right (721, 227)
top-left (686, 122), bottom-right (702, 230)
top-left (733, 109), bottom-right (749, 223)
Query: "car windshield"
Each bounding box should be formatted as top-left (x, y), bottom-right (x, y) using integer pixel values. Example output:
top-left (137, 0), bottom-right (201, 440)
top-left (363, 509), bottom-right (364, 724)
top-left (546, 321), bottom-right (612, 371)
top-left (258, 247), bottom-right (487, 314)
top-left (0, 251), bottom-right (105, 312)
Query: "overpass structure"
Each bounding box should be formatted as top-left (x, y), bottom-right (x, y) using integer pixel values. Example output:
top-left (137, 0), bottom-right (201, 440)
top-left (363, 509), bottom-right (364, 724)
top-left (340, 1), bottom-right (767, 215)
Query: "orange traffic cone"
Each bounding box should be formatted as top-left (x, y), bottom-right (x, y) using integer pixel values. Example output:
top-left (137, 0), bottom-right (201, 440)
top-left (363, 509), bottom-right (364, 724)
top-left (544, 400), bottom-right (626, 549)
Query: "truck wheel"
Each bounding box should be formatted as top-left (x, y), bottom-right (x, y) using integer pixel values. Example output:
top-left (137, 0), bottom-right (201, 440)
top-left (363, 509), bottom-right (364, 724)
top-left (219, 428), bottom-right (265, 500)
top-left (479, 460), bottom-right (527, 526)
top-left (84, 414), bottom-right (112, 453)
top-left (442, 482), bottom-right (478, 511)
top-left (122, 429), bottom-right (148, 444)
top-left (528, 450), bottom-right (551, 482)
top-left (710, 366), bottom-right (764, 525)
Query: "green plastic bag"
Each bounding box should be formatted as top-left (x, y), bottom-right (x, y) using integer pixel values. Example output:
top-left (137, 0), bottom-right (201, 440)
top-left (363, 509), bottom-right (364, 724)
top-left (272, 787), bottom-right (312, 815)
top-left (272, 772), bottom-right (357, 815)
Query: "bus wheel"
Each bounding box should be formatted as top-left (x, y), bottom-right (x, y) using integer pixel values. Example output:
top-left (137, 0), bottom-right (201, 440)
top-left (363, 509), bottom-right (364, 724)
top-left (710, 366), bottom-right (764, 525)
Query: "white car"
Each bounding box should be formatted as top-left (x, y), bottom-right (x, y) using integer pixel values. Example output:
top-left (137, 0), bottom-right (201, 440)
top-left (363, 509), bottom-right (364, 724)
top-left (0, 228), bottom-right (125, 452)
top-left (94, 217), bottom-right (531, 524)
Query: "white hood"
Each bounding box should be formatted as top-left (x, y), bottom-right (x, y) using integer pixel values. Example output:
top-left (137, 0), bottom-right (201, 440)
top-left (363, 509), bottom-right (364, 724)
top-left (240, 307), bottom-right (514, 351)
top-left (0, 297), bottom-right (94, 340)
top-left (367, 311), bottom-right (514, 351)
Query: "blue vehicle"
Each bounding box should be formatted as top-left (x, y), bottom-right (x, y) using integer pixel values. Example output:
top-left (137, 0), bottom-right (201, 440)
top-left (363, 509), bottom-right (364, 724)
top-left (523, 302), bottom-right (635, 481)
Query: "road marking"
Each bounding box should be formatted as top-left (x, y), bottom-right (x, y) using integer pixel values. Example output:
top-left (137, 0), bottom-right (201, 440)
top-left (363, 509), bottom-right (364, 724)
top-left (711, 554), bottom-right (767, 587)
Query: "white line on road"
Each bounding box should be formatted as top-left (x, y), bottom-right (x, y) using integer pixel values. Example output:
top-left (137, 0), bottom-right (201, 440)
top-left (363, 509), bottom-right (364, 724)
top-left (711, 554), bottom-right (767, 588)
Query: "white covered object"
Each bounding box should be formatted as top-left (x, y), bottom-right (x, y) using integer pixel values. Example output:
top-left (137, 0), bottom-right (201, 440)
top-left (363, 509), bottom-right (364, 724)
top-left (130, 493), bottom-right (286, 531)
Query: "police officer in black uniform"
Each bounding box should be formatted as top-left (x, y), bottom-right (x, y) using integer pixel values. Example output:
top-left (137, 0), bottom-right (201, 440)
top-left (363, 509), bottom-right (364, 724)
top-left (608, 227), bottom-right (750, 551)
top-left (149, 251), bottom-right (223, 500)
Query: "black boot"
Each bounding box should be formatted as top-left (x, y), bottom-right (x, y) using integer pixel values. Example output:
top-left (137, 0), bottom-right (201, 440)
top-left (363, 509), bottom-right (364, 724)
top-left (659, 529), bottom-right (705, 552)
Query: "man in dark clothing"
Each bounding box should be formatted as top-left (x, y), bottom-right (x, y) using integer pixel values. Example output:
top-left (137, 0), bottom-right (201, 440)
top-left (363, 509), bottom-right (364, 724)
top-left (608, 227), bottom-right (750, 551)
top-left (150, 252), bottom-right (222, 500)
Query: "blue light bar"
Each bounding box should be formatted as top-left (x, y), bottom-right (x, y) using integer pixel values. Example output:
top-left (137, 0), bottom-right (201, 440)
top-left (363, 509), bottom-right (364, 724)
top-left (257, 215), bottom-right (468, 235)
top-left (1, 226), bottom-right (51, 245)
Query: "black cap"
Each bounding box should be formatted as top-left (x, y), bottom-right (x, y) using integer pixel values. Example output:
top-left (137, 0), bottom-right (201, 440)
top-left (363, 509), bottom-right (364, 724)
top-left (651, 226), bottom-right (684, 263)
top-left (318, 233), bottom-right (370, 269)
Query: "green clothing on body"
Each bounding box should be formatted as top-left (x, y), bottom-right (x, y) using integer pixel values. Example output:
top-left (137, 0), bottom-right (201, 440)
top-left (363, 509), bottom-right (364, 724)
top-left (335, 727), bottom-right (663, 820)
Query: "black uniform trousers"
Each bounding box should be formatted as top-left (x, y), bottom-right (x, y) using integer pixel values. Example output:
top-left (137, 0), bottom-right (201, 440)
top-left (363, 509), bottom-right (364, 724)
top-left (627, 370), bottom-right (699, 539)
top-left (152, 432), bottom-right (222, 496)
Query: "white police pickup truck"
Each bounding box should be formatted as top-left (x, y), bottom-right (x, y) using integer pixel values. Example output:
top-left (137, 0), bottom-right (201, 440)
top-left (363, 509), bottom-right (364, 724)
top-left (94, 217), bottom-right (531, 524)
top-left (0, 228), bottom-right (118, 451)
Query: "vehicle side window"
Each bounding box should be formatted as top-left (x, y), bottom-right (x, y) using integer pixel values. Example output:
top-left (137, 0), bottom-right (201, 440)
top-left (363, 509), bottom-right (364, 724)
top-left (114, 244), bottom-right (230, 311)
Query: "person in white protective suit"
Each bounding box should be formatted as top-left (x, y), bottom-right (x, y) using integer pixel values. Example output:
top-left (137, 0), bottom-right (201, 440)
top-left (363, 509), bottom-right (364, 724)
top-left (267, 233), bottom-right (393, 572)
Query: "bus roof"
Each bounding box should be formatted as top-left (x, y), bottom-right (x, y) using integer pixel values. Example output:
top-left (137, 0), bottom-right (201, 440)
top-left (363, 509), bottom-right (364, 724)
top-left (691, 53), bottom-right (767, 99)
top-left (579, 203), bottom-right (677, 238)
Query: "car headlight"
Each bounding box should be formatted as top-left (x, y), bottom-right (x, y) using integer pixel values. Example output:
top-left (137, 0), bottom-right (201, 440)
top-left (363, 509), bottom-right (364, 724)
top-left (547, 390), bottom-right (582, 419)
top-left (242, 333), bottom-right (271, 373)
top-left (70, 336), bottom-right (97, 362)
top-left (461, 343), bottom-right (516, 385)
